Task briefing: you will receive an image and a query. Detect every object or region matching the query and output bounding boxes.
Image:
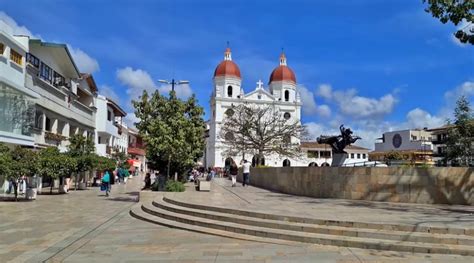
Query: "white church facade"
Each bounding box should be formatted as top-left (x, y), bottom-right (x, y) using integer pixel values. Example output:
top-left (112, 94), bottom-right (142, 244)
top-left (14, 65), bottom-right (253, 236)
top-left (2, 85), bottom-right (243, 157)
top-left (204, 47), bottom-right (369, 168)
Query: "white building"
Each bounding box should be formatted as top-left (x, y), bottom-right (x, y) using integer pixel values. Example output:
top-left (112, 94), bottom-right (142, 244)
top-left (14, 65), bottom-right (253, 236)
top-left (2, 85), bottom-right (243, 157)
top-left (371, 128), bottom-right (435, 166)
top-left (0, 20), bottom-right (39, 148)
top-left (25, 39), bottom-right (97, 151)
top-left (297, 142), bottom-right (369, 167)
top-left (94, 95), bottom-right (126, 157)
top-left (206, 47), bottom-right (302, 168)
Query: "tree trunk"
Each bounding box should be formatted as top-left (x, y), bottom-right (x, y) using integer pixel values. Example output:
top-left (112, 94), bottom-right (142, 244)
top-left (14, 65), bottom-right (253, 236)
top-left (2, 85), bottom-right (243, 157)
top-left (50, 179), bottom-right (53, 194)
top-left (167, 156), bottom-right (171, 179)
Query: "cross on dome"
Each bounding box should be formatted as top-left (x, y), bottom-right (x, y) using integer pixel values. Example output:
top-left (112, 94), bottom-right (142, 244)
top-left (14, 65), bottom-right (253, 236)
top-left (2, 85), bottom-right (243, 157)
top-left (256, 79), bottom-right (264, 89)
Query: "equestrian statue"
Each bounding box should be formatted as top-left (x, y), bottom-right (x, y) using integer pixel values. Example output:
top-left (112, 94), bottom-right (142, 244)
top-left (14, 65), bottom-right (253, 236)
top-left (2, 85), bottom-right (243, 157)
top-left (316, 125), bottom-right (361, 166)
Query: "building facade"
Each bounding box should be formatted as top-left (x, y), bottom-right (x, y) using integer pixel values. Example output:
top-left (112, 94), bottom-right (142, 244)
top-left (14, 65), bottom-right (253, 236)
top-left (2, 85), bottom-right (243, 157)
top-left (0, 20), bottom-right (38, 148)
top-left (206, 48), bottom-right (302, 168)
top-left (371, 129), bottom-right (435, 166)
top-left (94, 95), bottom-right (126, 157)
top-left (127, 128), bottom-right (147, 173)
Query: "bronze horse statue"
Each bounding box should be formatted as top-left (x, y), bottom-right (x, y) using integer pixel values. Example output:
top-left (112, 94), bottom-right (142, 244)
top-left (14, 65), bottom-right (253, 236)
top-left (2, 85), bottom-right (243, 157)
top-left (317, 125), bottom-right (361, 154)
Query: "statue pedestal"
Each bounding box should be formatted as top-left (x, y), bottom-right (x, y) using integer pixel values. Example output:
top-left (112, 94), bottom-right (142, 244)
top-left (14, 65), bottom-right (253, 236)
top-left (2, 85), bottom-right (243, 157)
top-left (331, 153), bottom-right (347, 167)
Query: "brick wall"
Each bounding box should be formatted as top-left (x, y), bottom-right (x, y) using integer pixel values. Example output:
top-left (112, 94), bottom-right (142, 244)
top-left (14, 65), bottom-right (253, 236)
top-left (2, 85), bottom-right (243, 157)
top-left (238, 167), bottom-right (474, 205)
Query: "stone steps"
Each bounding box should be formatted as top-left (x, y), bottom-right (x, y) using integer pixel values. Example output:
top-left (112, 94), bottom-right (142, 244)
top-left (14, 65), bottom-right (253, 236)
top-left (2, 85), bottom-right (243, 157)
top-left (163, 197), bottom-right (473, 236)
top-left (130, 198), bottom-right (474, 256)
top-left (129, 204), bottom-right (301, 246)
top-left (153, 199), bottom-right (474, 246)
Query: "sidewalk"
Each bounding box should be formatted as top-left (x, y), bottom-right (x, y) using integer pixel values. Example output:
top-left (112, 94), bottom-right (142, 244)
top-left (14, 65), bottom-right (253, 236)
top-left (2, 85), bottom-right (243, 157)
top-left (0, 175), bottom-right (143, 262)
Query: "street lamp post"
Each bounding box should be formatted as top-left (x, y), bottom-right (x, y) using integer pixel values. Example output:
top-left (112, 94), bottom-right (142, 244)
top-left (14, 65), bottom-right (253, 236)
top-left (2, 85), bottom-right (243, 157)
top-left (158, 79), bottom-right (189, 93)
top-left (157, 78), bottom-right (190, 180)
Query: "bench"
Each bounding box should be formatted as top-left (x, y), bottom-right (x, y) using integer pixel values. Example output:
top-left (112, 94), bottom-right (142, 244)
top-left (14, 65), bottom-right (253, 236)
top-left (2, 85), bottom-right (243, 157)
top-left (196, 179), bottom-right (211, 191)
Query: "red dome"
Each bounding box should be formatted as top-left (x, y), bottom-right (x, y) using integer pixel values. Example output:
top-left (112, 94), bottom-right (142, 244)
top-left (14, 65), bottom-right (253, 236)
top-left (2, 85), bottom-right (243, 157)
top-left (269, 65), bottom-right (296, 84)
top-left (214, 60), bottom-right (241, 79)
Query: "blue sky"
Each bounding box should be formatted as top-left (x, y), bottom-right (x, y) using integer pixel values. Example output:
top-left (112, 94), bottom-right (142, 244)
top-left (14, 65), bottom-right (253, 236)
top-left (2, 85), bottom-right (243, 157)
top-left (1, 0), bottom-right (473, 148)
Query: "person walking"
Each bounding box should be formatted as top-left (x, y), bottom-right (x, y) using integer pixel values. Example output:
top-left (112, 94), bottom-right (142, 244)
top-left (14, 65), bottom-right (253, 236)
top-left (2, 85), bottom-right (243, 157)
top-left (142, 173), bottom-right (151, 190)
top-left (242, 159), bottom-right (251, 187)
top-left (102, 170), bottom-right (111, 197)
top-left (229, 160), bottom-right (238, 187)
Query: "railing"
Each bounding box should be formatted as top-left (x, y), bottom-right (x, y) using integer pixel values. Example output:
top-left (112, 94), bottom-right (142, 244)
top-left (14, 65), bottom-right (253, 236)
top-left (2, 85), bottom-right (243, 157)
top-left (341, 161), bottom-right (386, 167)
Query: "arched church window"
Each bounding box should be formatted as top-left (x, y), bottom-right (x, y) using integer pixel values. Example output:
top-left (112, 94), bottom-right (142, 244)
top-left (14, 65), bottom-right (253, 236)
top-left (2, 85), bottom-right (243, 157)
top-left (227, 86), bottom-right (233, 97)
top-left (283, 112), bottom-right (291, 120)
top-left (283, 159), bottom-right (291, 167)
top-left (284, 90), bottom-right (289, 101)
top-left (225, 108), bottom-right (234, 117)
top-left (225, 132), bottom-right (234, 141)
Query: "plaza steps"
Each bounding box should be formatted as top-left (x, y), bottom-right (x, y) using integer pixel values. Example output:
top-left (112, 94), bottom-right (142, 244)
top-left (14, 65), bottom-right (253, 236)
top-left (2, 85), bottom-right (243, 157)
top-left (130, 197), bottom-right (474, 256)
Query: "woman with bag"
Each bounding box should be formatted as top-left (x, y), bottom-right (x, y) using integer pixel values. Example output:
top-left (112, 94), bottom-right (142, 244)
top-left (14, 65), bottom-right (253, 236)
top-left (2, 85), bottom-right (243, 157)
top-left (101, 170), bottom-right (111, 197)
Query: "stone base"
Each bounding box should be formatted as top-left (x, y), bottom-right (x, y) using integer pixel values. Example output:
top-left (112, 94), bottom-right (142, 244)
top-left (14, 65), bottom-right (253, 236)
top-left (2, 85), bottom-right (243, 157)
top-left (331, 153), bottom-right (347, 167)
top-left (198, 180), bottom-right (211, 191)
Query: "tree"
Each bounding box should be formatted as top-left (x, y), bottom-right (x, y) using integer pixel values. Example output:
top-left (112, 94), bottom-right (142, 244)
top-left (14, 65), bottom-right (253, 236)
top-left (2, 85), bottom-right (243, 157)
top-left (9, 147), bottom-right (37, 200)
top-left (67, 134), bottom-right (96, 189)
top-left (423, 0), bottom-right (474, 44)
top-left (133, 90), bottom-right (205, 178)
top-left (38, 147), bottom-right (62, 194)
top-left (220, 104), bottom-right (306, 165)
top-left (445, 95), bottom-right (474, 166)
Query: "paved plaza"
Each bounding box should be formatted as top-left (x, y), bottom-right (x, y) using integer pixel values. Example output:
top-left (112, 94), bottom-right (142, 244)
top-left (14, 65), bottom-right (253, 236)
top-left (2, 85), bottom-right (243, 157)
top-left (0, 176), bottom-right (473, 262)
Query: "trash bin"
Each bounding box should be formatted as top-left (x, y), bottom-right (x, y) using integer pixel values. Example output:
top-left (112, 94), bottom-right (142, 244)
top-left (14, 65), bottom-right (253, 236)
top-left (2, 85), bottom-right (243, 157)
top-left (158, 175), bottom-right (167, 191)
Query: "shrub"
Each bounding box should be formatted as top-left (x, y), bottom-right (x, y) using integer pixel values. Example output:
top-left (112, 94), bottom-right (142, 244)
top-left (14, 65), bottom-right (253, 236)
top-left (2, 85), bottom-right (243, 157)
top-left (165, 180), bottom-right (185, 192)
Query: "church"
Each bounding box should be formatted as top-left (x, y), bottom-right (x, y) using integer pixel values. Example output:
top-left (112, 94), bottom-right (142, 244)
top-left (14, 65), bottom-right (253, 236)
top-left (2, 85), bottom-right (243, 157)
top-left (203, 47), bottom-right (370, 168)
top-left (204, 47), bottom-right (303, 168)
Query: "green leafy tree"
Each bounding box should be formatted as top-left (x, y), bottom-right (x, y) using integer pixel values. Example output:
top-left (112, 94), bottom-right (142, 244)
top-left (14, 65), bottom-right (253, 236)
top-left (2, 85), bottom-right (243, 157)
top-left (9, 147), bottom-right (37, 200)
top-left (67, 134), bottom-right (96, 189)
top-left (38, 147), bottom-right (62, 194)
top-left (423, 0), bottom-right (474, 44)
top-left (0, 143), bottom-right (13, 182)
top-left (445, 95), bottom-right (474, 166)
top-left (133, 90), bottom-right (205, 178)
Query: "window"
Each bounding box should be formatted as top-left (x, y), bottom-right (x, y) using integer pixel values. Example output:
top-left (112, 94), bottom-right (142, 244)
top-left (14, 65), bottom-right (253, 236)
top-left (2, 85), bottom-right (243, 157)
top-left (363, 154), bottom-right (366, 159)
top-left (34, 110), bottom-right (43, 130)
top-left (227, 85), bottom-right (233, 97)
top-left (10, 49), bottom-right (22, 65)
top-left (307, 150), bottom-right (318, 158)
top-left (0, 43), bottom-right (4, 55)
top-left (350, 153), bottom-right (354, 159)
top-left (284, 90), bottom-right (289, 101)
top-left (40, 62), bottom-right (53, 83)
top-left (283, 112), bottom-right (291, 120)
top-left (225, 108), bottom-right (234, 117)
top-left (257, 95), bottom-right (261, 100)
top-left (53, 71), bottom-right (65, 87)
top-left (357, 153), bottom-right (361, 159)
top-left (107, 111), bottom-right (112, 121)
top-left (45, 117), bottom-right (51, 132)
top-left (224, 132), bottom-right (234, 141)
top-left (26, 53), bottom-right (40, 68)
top-left (320, 151), bottom-right (331, 158)
top-left (69, 126), bottom-right (76, 137)
top-left (98, 136), bottom-right (102, 144)
top-left (411, 135), bottom-right (417, 141)
top-left (283, 159), bottom-right (291, 167)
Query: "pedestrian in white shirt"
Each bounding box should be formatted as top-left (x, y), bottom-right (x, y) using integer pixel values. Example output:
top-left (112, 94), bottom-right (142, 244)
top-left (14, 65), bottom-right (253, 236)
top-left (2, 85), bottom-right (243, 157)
top-left (241, 160), bottom-right (251, 187)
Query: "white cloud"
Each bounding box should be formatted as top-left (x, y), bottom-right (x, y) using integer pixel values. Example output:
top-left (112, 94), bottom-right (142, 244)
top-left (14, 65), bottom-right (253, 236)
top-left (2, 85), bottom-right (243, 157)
top-left (444, 81), bottom-right (474, 102)
top-left (124, 112), bottom-right (140, 129)
top-left (67, 45), bottom-right (100, 74)
top-left (99, 85), bottom-right (120, 103)
top-left (117, 66), bottom-right (193, 100)
top-left (0, 11), bottom-right (38, 38)
top-left (333, 89), bottom-right (397, 119)
top-left (298, 85), bottom-right (331, 118)
top-left (316, 84), bottom-right (333, 100)
top-left (406, 108), bottom-right (444, 129)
